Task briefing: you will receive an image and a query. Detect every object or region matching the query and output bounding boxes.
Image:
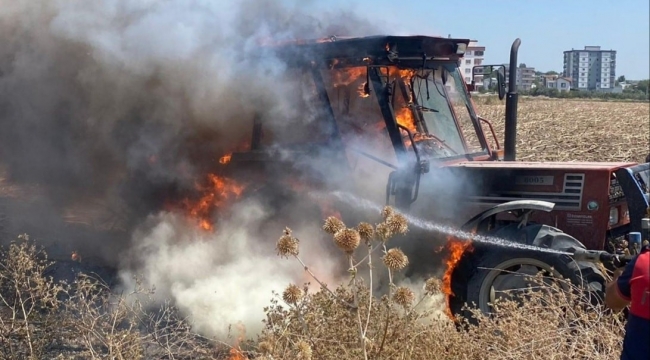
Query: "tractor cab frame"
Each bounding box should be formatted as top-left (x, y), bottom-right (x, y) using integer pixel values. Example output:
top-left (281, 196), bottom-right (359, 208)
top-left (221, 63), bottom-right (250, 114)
top-left (231, 35), bottom-right (504, 210)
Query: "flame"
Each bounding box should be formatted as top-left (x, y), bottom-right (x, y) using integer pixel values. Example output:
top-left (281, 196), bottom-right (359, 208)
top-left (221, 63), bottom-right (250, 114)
top-left (441, 236), bottom-right (474, 320)
top-left (227, 323), bottom-right (248, 360)
top-left (219, 153), bottom-right (232, 164)
top-left (358, 81), bottom-right (370, 97)
top-left (228, 348), bottom-right (247, 360)
top-left (331, 67), bottom-right (367, 87)
top-left (180, 174), bottom-right (246, 231)
top-left (395, 105), bottom-right (417, 133)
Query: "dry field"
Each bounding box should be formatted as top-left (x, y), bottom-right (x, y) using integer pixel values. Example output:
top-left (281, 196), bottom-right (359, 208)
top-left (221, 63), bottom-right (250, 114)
top-left (0, 97), bottom-right (648, 360)
top-left (474, 96), bottom-right (649, 163)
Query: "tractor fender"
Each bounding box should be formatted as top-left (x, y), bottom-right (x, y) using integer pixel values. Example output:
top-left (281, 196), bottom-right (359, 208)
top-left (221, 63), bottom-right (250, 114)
top-left (460, 200), bottom-right (555, 232)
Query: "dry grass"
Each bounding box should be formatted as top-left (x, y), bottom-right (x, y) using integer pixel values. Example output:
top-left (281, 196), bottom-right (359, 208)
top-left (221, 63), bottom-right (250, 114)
top-left (0, 216), bottom-right (628, 360)
top-left (473, 96), bottom-right (649, 162)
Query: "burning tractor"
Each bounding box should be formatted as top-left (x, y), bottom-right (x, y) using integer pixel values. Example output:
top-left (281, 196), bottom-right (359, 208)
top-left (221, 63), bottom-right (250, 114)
top-left (214, 35), bottom-right (649, 320)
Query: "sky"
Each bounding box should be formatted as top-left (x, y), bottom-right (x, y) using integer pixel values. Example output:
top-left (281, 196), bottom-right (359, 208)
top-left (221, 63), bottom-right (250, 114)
top-left (308, 0), bottom-right (650, 80)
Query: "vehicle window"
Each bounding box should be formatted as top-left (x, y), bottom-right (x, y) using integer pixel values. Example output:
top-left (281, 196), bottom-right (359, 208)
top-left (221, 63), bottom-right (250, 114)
top-left (321, 67), bottom-right (398, 197)
top-left (411, 70), bottom-right (465, 154)
top-left (446, 68), bottom-right (485, 153)
top-left (406, 67), bottom-right (486, 158)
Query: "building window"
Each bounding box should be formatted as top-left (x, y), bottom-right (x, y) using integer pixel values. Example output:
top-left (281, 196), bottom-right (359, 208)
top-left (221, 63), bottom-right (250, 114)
top-left (465, 68), bottom-right (471, 74)
top-left (466, 51), bottom-right (472, 56)
top-left (465, 59), bottom-right (471, 64)
top-left (561, 83), bottom-right (566, 88)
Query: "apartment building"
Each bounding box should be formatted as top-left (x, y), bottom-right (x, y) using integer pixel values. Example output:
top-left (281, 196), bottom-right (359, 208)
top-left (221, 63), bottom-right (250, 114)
top-left (458, 40), bottom-right (485, 87)
top-left (563, 46), bottom-right (616, 91)
top-left (504, 65), bottom-right (536, 91)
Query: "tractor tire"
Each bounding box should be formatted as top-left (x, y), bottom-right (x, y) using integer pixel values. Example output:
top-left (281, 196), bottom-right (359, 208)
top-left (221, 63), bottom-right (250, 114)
top-left (451, 224), bottom-right (608, 324)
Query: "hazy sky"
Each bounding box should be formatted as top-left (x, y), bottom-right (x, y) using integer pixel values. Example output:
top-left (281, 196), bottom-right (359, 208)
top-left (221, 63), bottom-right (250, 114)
top-left (308, 0), bottom-right (650, 79)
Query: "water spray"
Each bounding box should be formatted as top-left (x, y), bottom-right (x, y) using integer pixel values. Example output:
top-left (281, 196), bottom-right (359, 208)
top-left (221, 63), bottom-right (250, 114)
top-left (315, 190), bottom-right (572, 256)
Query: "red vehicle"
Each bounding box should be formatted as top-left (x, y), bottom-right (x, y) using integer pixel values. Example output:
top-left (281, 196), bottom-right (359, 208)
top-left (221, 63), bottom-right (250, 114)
top-left (222, 35), bottom-right (650, 319)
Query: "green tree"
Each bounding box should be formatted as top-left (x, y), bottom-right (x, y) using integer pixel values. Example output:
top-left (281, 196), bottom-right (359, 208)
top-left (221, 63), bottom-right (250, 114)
top-left (634, 79), bottom-right (649, 95)
top-left (617, 75), bottom-right (626, 83)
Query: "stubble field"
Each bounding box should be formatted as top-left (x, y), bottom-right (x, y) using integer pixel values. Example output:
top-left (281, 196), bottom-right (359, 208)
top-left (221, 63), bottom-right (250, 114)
top-left (0, 97), bottom-right (649, 360)
top-left (474, 96), bottom-right (649, 163)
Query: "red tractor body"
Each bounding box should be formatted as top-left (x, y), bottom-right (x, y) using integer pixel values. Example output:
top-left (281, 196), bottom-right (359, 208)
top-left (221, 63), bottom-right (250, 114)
top-left (446, 161), bottom-right (636, 250)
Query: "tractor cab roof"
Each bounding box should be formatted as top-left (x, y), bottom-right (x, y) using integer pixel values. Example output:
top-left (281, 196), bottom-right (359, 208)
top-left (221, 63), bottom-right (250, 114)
top-left (264, 35), bottom-right (471, 68)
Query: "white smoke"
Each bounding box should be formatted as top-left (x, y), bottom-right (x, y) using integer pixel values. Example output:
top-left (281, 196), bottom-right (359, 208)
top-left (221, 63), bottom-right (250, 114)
top-left (119, 197), bottom-right (341, 339)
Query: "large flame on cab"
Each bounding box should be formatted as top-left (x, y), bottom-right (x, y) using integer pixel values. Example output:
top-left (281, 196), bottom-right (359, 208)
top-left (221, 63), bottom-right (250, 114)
top-left (332, 67), bottom-right (419, 133)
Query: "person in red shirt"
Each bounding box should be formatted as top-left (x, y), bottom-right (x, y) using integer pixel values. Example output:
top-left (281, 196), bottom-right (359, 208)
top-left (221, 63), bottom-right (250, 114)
top-left (605, 245), bottom-right (650, 360)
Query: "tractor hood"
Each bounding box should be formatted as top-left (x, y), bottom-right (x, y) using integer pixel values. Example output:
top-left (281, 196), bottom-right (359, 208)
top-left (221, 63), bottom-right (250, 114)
top-left (448, 161), bottom-right (639, 171)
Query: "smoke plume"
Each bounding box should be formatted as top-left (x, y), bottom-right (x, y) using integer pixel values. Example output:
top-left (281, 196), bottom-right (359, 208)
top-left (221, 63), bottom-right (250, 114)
top-left (0, 0), bottom-right (408, 340)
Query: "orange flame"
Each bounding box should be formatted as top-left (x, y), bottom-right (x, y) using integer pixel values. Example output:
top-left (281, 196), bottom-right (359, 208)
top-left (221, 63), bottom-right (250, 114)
top-left (227, 323), bottom-right (248, 360)
top-left (228, 348), bottom-right (247, 360)
top-left (394, 69), bottom-right (419, 134)
top-left (219, 153), bottom-right (232, 164)
top-left (181, 174), bottom-right (246, 231)
top-left (441, 236), bottom-right (474, 320)
top-left (331, 67), bottom-right (368, 88)
top-left (395, 105), bottom-right (417, 134)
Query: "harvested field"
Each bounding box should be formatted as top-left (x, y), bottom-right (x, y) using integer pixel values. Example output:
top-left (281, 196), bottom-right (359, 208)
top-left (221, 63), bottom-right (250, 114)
top-left (474, 97), bottom-right (650, 163)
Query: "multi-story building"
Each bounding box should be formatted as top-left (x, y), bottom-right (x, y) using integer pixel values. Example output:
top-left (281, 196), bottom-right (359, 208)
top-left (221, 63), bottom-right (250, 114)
top-left (504, 65), bottom-right (536, 91)
top-left (563, 46), bottom-right (616, 91)
top-left (458, 40), bottom-right (485, 87)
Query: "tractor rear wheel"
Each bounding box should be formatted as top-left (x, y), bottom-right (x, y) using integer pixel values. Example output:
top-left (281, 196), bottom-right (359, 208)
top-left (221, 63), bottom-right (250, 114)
top-left (451, 224), bottom-right (608, 324)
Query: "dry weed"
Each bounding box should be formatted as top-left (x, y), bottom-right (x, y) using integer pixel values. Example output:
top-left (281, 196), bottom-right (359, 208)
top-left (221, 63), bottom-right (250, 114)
top-left (254, 208), bottom-right (627, 360)
top-left (0, 235), bottom-right (232, 359)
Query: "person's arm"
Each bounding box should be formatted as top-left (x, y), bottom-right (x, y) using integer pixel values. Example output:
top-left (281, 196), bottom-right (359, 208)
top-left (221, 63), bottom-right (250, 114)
top-left (605, 256), bottom-right (637, 311)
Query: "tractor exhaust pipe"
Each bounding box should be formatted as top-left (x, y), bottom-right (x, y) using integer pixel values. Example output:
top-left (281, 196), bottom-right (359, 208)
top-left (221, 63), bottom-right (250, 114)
top-left (504, 38), bottom-right (521, 161)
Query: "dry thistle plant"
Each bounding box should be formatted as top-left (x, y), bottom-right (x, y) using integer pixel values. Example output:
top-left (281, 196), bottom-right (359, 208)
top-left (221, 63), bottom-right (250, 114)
top-left (267, 206), bottom-right (452, 360)
top-left (261, 203), bottom-right (629, 360)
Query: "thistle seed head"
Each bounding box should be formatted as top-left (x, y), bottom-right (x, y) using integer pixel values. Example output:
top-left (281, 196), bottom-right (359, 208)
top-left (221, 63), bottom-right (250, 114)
top-left (383, 248), bottom-right (409, 271)
top-left (276, 228), bottom-right (299, 258)
top-left (282, 284), bottom-right (303, 305)
top-left (357, 222), bottom-right (375, 243)
top-left (381, 206), bottom-right (394, 219)
top-left (296, 340), bottom-right (312, 360)
top-left (424, 277), bottom-right (441, 295)
top-left (375, 222), bottom-right (393, 242)
top-left (257, 341), bottom-right (273, 355)
top-left (334, 228), bottom-right (361, 253)
top-left (393, 286), bottom-right (415, 308)
top-left (323, 216), bottom-right (345, 235)
top-left (386, 213), bottom-right (408, 235)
